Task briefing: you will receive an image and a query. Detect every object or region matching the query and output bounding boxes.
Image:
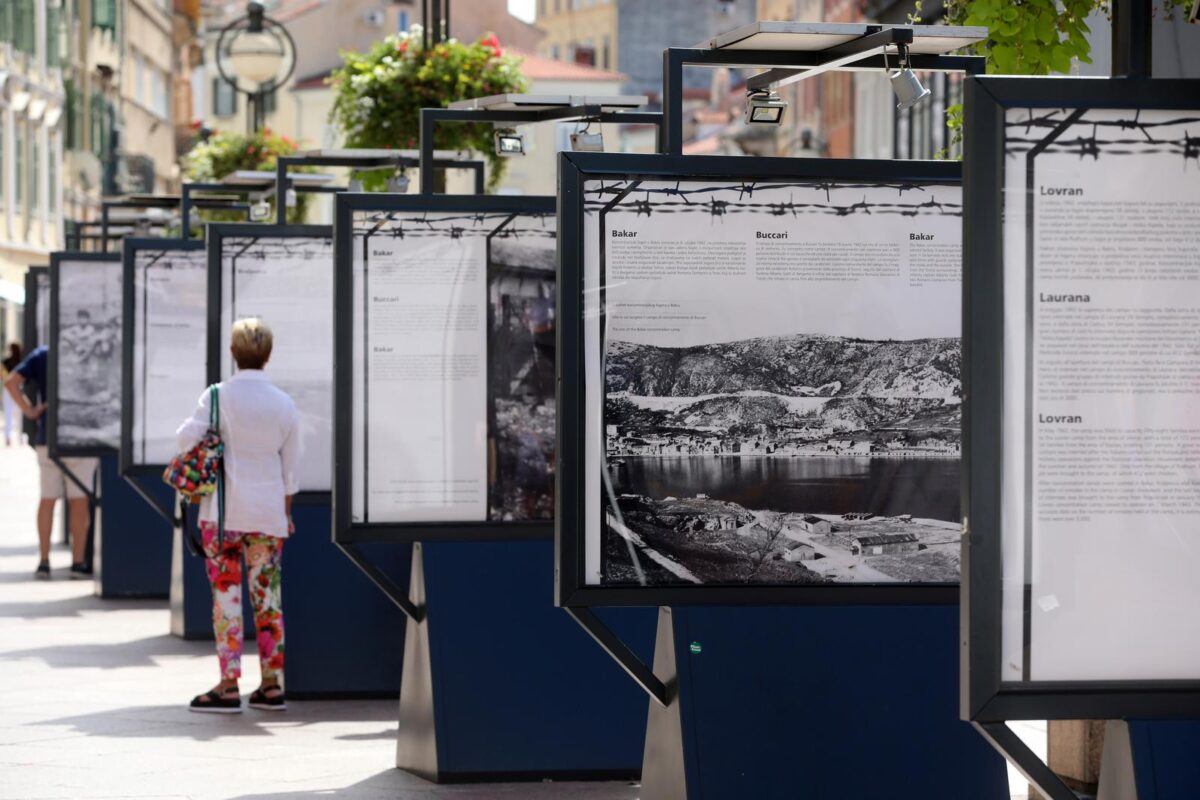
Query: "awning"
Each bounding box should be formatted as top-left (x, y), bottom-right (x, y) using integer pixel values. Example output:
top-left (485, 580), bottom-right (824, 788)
top-left (0, 280), bottom-right (25, 305)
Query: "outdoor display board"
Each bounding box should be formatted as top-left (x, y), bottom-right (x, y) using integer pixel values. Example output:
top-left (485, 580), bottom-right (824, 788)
top-left (48, 252), bottom-right (123, 457)
top-left (23, 267), bottom-right (49, 348)
top-left (332, 195), bottom-right (557, 542)
top-left (209, 225), bottom-right (335, 497)
top-left (556, 153), bottom-right (964, 606)
top-left (962, 77), bottom-right (1200, 721)
top-left (22, 267), bottom-right (48, 443)
top-left (120, 240), bottom-right (208, 473)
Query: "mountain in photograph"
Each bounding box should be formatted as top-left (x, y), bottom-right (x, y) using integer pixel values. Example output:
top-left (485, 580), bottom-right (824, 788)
top-left (605, 334), bottom-right (960, 456)
top-left (607, 334), bottom-right (959, 399)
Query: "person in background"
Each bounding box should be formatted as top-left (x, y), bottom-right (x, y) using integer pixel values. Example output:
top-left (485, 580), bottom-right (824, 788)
top-left (2, 345), bottom-right (97, 579)
top-left (2, 342), bottom-right (22, 446)
top-left (176, 318), bottom-right (300, 714)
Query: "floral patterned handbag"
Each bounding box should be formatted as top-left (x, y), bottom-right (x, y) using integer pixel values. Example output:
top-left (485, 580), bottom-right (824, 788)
top-left (163, 385), bottom-right (225, 553)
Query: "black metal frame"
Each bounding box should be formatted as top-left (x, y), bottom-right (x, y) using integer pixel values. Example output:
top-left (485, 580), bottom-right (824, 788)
top-left (660, 39), bottom-right (984, 155)
top-left (206, 223), bottom-right (336, 504)
top-left (119, 238), bottom-right (207, 494)
top-left (21, 267), bottom-right (48, 443)
top-left (418, 106), bottom-right (664, 192)
top-left (555, 151), bottom-right (965, 608)
top-left (179, 183), bottom-right (257, 240)
top-left (332, 192), bottom-right (558, 545)
top-left (274, 153), bottom-right (486, 223)
top-left (99, 197), bottom-right (181, 253)
top-left (961, 76), bottom-right (1200, 724)
top-left (48, 251), bottom-right (123, 459)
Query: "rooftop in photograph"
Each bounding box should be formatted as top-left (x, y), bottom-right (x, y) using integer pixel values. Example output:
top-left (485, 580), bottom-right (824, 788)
top-left (704, 22), bottom-right (988, 55)
top-left (448, 94), bottom-right (649, 111)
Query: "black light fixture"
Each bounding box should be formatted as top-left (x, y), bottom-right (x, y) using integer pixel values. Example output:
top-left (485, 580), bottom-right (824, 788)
top-left (216, 2), bottom-right (297, 133)
top-left (494, 128), bottom-right (526, 157)
top-left (745, 89), bottom-right (788, 125)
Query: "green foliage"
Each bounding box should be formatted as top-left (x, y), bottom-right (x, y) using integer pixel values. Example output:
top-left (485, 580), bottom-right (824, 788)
top-left (917, 0), bottom-right (1195, 156)
top-left (328, 26), bottom-right (529, 191)
top-left (182, 129), bottom-right (310, 224)
top-left (944, 0), bottom-right (1195, 76)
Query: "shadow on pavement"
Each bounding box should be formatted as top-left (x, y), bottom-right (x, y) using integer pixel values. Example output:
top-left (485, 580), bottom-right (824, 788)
top-left (226, 769), bottom-right (641, 799)
top-left (0, 593), bottom-right (165, 620)
top-left (35, 699), bottom-right (402, 743)
top-left (0, 634), bottom-right (207, 669)
top-left (0, 543), bottom-right (41, 557)
top-left (334, 728), bottom-right (398, 742)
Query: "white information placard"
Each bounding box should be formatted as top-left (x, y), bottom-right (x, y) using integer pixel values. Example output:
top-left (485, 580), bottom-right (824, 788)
top-left (582, 179), bottom-right (964, 587)
top-left (999, 107), bottom-right (1200, 682)
top-left (348, 210), bottom-right (557, 526)
top-left (129, 247), bottom-right (208, 466)
top-left (55, 258), bottom-right (122, 451)
top-left (218, 234), bottom-right (334, 493)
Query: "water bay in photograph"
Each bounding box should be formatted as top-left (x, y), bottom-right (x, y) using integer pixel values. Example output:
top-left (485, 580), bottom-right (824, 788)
top-left (601, 333), bottom-right (962, 587)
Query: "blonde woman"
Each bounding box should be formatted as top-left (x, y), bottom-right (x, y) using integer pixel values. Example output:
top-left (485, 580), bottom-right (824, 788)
top-left (176, 318), bottom-right (301, 713)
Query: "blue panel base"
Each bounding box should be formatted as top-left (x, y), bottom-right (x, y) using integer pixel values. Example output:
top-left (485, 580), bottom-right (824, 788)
top-left (664, 605), bottom-right (1009, 800)
top-left (405, 540), bottom-right (656, 780)
top-left (174, 503), bottom-right (411, 698)
top-left (1130, 720), bottom-right (1200, 799)
top-left (95, 455), bottom-right (171, 598)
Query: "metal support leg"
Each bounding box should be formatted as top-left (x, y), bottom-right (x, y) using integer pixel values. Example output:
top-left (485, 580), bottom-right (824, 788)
top-left (419, 109), bottom-right (436, 194)
top-left (336, 541), bottom-right (422, 622)
top-left (973, 721), bottom-right (1081, 800)
top-left (1097, 720), bottom-right (1139, 800)
top-left (565, 606), bottom-right (667, 706)
top-left (662, 49), bottom-right (685, 155)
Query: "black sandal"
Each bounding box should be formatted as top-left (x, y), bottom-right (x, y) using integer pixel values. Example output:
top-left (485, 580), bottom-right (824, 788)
top-left (189, 687), bottom-right (241, 714)
top-left (248, 684), bottom-right (287, 712)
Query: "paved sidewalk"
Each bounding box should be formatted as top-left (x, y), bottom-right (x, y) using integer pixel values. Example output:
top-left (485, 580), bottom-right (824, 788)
top-left (0, 446), bottom-right (639, 800)
top-left (0, 445), bottom-right (1038, 799)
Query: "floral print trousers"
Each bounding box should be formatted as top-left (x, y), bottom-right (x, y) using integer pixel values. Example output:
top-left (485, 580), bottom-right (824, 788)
top-left (201, 523), bottom-right (285, 683)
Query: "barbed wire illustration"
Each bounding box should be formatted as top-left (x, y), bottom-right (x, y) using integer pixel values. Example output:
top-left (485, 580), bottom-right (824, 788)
top-left (134, 249), bottom-right (207, 270)
top-left (354, 210), bottom-right (556, 240)
top-left (1005, 108), bottom-right (1200, 167)
top-left (223, 237), bottom-right (334, 262)
top-left (583, 180), bottom-right (961, 220)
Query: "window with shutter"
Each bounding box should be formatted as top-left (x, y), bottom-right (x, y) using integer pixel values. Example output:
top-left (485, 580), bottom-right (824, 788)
top-left (92, 0), bottom-right (117, 33)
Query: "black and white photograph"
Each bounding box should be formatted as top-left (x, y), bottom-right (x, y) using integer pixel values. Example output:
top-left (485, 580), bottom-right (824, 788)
top-left (488, 235), bottom-right (556, 521)
top-left (583, 178), bottom-right (964, 587)
top-left (220, 234), bottom-right (335, 493)
top-left (57, 258), bottom-right (123, 450)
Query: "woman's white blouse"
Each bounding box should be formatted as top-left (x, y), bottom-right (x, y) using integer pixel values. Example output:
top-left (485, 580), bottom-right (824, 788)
top-left (176, 370), bottom-right (301, 538)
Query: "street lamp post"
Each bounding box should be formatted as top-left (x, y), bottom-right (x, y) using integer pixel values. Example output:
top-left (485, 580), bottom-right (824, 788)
top-left (216, 2), bottom-right (297, 134)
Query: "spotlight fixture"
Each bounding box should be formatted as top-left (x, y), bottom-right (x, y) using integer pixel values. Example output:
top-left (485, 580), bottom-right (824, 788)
top-left (888, 44), bottom-right (930, 110)
top-left (570, 120), bottom-right (604, 152)
top-left (348, 177), bottom-right (365, 192)
top-left (285, 187), bottom-right (297, 207)
top-left (745, 89), bottom-right (787, 125)
top-left (387, 170), bottom-right (411, 193)
top-left (494, 128), bottom-right (526, 157)
top-left (250, 200), bottom-right (271, 221)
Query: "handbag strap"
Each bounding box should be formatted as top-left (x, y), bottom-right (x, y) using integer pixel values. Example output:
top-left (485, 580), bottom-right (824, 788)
top-left (210, 384), bottom-right (226, 548)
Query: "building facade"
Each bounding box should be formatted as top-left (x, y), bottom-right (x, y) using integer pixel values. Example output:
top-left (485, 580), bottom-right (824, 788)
top-left (0, 1), bottom-right (69, 347)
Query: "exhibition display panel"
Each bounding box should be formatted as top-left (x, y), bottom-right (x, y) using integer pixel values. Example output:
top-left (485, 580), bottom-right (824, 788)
top-left (24, 267), bottom-right (49, 349)
top-left (962, 77), bottom-right (1200, 722)
top-left (556, 153), bottom-right (965, 606)
top-left (120, 240), bottom-right (208, 474)
top-left (207, 224), bottom-right (336, 497)
top-left (333, 194), bottom-right (558, 542)
top-left (48, 252), bottom-right (123, 457)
